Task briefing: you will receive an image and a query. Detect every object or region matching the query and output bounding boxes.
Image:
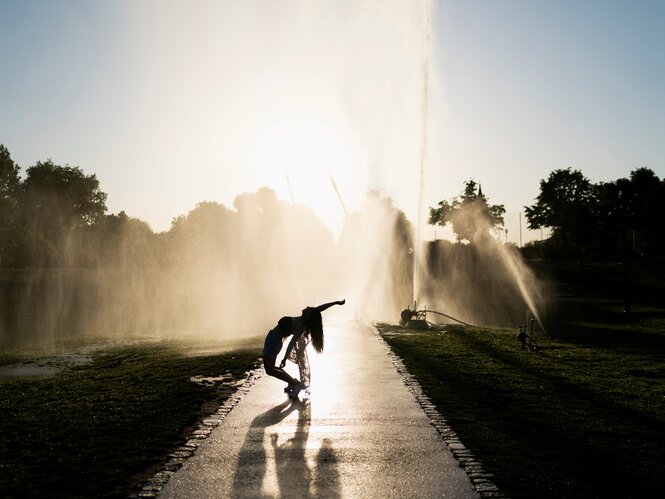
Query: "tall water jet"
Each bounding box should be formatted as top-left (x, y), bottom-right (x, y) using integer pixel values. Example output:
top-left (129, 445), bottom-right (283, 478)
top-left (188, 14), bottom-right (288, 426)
top-left (329, 174), bottom-right (348, 217)
top-left (413, 0), bottom-right (433, 307)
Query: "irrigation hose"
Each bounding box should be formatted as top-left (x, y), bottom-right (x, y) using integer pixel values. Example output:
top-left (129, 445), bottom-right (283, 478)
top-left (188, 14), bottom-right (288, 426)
top-left (423, 310), bottom-right (474, 327)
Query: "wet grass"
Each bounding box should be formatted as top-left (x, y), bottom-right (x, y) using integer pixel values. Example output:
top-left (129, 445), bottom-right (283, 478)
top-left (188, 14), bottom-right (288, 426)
top-left (0, 342), bottom-right (262, 498)
top-left (377, 258), bottom-right (665, 499)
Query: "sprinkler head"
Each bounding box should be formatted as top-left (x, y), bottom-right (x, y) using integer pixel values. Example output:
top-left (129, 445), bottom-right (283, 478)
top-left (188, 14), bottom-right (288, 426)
top-left (399, 309), bottom-right (414, 326)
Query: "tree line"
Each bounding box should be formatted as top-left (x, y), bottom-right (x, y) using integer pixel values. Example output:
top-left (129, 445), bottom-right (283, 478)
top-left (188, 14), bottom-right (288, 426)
top-left (3, 143), bottom-right (662, 269)
top-left (524, 167), bottom-right (665, 259)
top-left (428, 168), bottom-right (664, 260)
top-left (0, 145), bottom-right (108, 267)
top-left (6, 141), bottom-right (655, 341)
top-left (1, 144), bottom-right (414, 345)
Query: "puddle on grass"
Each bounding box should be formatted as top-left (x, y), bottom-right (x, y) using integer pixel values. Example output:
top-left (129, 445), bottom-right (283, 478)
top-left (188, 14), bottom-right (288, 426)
top-left (0, 333), bottom-right (263, 384)
top-left (190, 373), bottom-right (247, 387)
top-left (0, 352), bottom-right (94, 383)
top-left (0, 363), bottom-right (62, 379)
top-left (190, 373), bottom-right (234, 385)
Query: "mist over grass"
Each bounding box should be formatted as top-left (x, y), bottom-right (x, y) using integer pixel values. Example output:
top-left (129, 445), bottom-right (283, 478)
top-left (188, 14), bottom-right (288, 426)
top-left (0, 189), bottom-right (411, 349)
top-left (1, 185), bottom-right (547, 351)
top-left (421, 239), bottom-right (547, 327)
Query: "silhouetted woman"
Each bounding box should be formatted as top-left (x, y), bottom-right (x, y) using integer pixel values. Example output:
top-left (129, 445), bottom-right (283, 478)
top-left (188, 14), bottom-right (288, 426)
top-left (279, 299), bottom-right (345, 398)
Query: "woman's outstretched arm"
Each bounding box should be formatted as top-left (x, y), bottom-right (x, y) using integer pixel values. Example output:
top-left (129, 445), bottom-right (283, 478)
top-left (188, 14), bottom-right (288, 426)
top-left (315, 299), bottom-right (345, 312)
top-left (279, 301), bottom-right (345, 367)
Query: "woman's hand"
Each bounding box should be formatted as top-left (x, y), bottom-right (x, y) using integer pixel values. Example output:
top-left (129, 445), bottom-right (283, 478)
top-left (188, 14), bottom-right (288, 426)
top-left (338, 299), bottom-right (346, 305)
top-left (279, 358), bottom-right (286, 368)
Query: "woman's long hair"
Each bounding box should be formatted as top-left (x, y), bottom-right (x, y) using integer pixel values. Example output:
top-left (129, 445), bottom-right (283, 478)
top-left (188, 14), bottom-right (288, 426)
top-left (303, 307), bottom-right (324, 353)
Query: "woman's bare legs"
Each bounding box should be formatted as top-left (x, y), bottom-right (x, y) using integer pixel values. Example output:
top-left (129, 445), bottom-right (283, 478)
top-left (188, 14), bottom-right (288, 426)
top-left (264, 356), bottom-right (299, 388)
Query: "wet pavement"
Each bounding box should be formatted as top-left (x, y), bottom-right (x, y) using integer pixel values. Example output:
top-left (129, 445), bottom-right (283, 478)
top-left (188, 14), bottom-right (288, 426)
top-left (158, 321), bottom-right (481, 498)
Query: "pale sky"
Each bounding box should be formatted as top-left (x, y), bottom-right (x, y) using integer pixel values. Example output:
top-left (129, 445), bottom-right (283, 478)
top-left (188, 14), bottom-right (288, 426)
top-left (1, 0), bottom-right (664, 244)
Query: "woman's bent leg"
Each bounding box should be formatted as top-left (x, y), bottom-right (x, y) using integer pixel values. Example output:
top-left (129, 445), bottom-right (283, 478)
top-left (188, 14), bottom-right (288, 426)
top-left (263, 356), bottom-right (298, 386)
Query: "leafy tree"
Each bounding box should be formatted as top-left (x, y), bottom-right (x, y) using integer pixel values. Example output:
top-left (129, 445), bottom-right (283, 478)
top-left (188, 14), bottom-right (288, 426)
top-left (168, 201), bottom-right (235, 266)
top-left (626, 167), bottom-right (664, 255)
top-left (593, 177), bottom-right (633, 258)
top-left (21, 160), bottom-right (107, 264)
top-left (0, 145), bottom-right (22, 265)
top-left (0, 145), bottom-right (20, 195)
top-left (95, 211), bottom-right (155, 265)
top-left (524, 168), bottom-right (595, 256)
top-left (527, 167), bottom-right (665, 258)
top-left (429, 179), bottom-right (505, 243)
top-left (22, 160), bottom-right (107, 228)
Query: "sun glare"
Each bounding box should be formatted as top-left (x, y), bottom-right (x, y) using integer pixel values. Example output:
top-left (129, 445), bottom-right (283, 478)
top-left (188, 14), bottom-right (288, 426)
top-left (245, 119), bottom-right (365, 236)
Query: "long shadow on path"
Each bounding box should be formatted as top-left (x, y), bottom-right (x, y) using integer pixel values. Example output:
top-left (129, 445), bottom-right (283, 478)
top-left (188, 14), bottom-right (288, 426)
top-left (231, 398), bottom-right (340, 498)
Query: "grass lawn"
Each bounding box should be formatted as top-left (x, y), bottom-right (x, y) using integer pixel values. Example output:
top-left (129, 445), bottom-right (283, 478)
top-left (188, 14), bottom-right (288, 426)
top-left (0, 342), bottom-right (262, 498)
top-left (376, 258), bottom-right (665, 499)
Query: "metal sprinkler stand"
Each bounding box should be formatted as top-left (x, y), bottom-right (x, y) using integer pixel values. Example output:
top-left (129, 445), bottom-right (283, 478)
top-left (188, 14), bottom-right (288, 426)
top-left (399, 302), bottom-right (474, 329)
top-left (516, 316), bottom-right (539, 350)
top-left (399, 303), bottom-right (429, 329)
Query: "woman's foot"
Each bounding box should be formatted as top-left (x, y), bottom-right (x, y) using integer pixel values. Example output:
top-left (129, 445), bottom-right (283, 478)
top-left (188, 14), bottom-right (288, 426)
top-left (284, 380), bottom-right (301, 393)
top-left (289, 383), bottom-right (304, 399)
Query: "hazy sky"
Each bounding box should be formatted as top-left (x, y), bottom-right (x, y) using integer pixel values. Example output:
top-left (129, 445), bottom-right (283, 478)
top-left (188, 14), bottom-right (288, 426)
top-left (1, 0), bottom-right (663, 244)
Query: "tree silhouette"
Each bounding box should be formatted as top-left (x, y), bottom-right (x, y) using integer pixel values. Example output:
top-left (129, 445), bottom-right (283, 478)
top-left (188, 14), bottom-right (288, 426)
top-left (22, 160), bottom-right (107, 227)
top-left (594, 177), bottom-right (633, 258)
top-left (21, 160), bottom-right (107, 264)
top-left (527, 167), bottom-right (665, 258)
top-left (524, 168), bottom-right (595, 256)
top-left (627, 167), bottom-right (664, 255)
top-left (429, 179), bottom-right (505, 243)
top-left (0, 145), bottom-right (21, 265)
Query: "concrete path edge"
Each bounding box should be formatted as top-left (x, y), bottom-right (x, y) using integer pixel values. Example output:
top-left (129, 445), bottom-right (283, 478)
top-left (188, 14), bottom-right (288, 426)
top-left (370, 323), bottom-right (508, 499)
top-left (131, 368), bottom-right (265, 498)
top-left (132, 321), bottom-right (508, 499)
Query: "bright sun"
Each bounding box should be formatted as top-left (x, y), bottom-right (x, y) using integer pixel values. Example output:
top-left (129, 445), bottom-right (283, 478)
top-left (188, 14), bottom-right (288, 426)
top-left (245, 118), bottom-right (365, 236)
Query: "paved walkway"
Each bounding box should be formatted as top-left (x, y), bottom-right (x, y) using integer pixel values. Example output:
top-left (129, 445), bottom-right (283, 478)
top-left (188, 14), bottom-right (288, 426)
top-left (159, 321), bottom-right (479, 498)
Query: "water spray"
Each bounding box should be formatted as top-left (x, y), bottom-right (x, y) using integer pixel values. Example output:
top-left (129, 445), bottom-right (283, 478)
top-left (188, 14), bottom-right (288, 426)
top-left (284, 169), bottom-right (295, 204)
top-left (329, 174), bottom-right (348, 216)
top-left (413, 0), bottom-right (432, 307)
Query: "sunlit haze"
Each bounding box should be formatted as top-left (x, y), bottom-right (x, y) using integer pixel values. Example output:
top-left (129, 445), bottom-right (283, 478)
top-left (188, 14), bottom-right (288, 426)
top-left (0, 0), bottom-right (663, 349)
top-left (2, 0), bottom-right (662, 243)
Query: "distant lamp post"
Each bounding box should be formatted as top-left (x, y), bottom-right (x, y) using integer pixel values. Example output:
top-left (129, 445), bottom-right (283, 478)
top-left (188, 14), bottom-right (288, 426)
top-left (504, 229), bottom-right (508, 243)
